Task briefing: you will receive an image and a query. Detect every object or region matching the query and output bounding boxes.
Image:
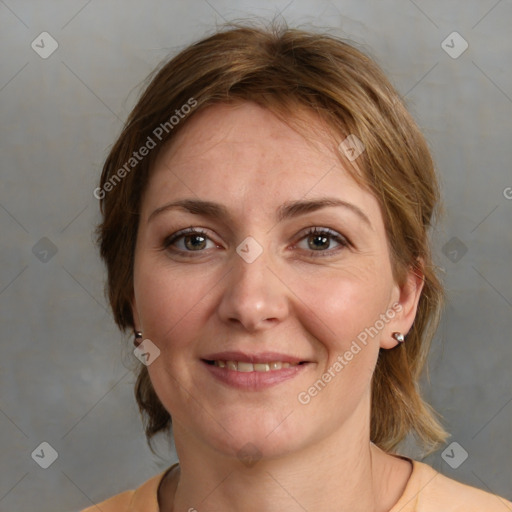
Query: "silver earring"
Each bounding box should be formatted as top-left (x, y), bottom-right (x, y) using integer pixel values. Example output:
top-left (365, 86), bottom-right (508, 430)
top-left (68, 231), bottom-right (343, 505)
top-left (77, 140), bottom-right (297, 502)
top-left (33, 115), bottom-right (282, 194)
top-left (392, 332), bottom-right (405, 344)
top-left (134, 331), bottom-right (143, 347)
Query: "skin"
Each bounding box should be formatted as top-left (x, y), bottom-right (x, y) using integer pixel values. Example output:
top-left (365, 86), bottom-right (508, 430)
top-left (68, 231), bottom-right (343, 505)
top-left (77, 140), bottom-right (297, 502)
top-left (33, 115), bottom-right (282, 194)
top-left (131, 101), bottom-right (424, 512)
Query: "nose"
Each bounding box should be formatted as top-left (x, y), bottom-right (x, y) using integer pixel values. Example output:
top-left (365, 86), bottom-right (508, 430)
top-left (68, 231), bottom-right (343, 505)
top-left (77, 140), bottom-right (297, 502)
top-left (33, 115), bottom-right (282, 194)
top-left (216, 244), bottom-right (290, 333)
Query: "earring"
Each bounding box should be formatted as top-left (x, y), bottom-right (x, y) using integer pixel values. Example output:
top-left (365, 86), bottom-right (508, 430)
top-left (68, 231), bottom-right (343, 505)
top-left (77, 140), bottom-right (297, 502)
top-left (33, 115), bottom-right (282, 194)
top-left (134, 331), bottom-right (143, 347)
top-left (392, 332), bottom-right (405, 344)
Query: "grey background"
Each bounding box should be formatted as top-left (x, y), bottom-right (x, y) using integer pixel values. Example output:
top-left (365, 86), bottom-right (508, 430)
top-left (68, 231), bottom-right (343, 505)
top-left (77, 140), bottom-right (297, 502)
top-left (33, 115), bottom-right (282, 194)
top-left (1, 0), bottom-right (511, 510)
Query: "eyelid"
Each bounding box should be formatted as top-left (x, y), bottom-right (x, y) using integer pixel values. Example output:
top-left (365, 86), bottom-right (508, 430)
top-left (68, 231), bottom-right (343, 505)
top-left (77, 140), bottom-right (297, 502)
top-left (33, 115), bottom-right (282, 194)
top-left (295, 226), bottom-right (349, 243)
top-left (292, 226), bottom-right (351, 256)
top-left (162, 226), bottom-right (350, 259)
top-left (163, 227), bottom-right (220, 252)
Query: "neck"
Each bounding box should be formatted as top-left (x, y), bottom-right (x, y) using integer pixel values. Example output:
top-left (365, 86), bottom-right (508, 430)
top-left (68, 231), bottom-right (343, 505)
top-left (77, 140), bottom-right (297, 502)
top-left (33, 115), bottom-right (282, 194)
top-left (161, 407), bottom-right (410, 512)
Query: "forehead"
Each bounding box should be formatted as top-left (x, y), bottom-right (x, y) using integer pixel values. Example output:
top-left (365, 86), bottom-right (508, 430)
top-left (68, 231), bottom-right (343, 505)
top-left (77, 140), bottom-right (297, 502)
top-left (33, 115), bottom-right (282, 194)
top-left (158, 102), bottom-right (336, 171)
top-left (143, 102), bottom-right (382, 226)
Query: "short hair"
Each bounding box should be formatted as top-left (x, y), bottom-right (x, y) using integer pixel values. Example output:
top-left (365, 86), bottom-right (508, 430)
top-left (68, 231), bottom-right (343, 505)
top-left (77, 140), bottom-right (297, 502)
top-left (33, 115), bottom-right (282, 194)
top-left (96, 20), bottom-right (448, 454)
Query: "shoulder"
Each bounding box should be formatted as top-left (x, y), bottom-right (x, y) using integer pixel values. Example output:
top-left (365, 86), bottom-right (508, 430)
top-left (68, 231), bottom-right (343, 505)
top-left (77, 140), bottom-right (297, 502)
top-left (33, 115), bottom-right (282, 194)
top-left (80, 466), bottom-right (174, 512)
top-left (394, 459), bottom-right (512, 512)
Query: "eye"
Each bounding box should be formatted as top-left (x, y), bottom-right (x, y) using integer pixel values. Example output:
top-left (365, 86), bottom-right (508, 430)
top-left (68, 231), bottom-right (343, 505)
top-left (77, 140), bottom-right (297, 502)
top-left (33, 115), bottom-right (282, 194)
top-left (162, 226), bottom-right (350, 259)
top-left (295, 227), bottom-right (350, 257)
top-left (163, 228), bottom-right (217, 255)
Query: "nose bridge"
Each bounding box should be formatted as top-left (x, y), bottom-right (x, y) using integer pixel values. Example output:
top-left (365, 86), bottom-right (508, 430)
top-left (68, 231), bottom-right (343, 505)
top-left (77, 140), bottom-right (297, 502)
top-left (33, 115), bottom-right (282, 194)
top-left (217, 238), bottom-right (288, 330)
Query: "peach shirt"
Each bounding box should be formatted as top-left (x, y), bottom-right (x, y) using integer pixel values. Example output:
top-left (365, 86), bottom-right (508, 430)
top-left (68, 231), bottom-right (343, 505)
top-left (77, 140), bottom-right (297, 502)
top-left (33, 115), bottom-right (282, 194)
top-left (82, 459), bottom-right (512, 511)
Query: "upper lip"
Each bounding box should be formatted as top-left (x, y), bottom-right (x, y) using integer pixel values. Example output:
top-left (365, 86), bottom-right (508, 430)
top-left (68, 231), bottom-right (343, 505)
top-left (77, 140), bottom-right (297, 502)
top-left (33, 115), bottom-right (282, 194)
top-left (202, 351), bottom-right (308, 364)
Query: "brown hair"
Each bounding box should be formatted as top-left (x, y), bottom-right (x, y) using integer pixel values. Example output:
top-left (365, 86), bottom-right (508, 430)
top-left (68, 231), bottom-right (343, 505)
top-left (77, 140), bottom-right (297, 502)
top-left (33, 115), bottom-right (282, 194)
top-left (97, 19), bottom-right (448, 454)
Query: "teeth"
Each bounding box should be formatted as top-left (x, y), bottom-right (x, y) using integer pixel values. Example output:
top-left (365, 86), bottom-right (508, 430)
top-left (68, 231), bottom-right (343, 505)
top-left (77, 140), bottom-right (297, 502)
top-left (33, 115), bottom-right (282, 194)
top-left (237, 362), bottom-right (253, 372)
top-left (213, 360), bottom-right (299, 372)
top-left (254, 363), bottom-right (270, 372)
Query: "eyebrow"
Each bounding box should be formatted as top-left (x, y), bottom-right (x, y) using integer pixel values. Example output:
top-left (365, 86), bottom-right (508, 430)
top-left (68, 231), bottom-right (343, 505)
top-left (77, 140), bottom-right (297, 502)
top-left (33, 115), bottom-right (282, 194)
top-left (148, 197), bottom-right (372, 228)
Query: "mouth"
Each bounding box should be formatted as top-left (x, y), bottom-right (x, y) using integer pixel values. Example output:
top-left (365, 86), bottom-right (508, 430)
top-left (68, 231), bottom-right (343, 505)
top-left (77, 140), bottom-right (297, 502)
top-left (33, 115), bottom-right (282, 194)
top-left (200, 352), bottom-right (312, 390)
top-left (202, 359), bottom-right (306, 372)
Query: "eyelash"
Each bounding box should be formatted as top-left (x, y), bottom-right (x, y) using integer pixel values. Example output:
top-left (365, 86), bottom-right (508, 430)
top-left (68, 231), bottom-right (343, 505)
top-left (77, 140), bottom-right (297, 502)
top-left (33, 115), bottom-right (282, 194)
top-left (162, 226), bottom-right (350, 259)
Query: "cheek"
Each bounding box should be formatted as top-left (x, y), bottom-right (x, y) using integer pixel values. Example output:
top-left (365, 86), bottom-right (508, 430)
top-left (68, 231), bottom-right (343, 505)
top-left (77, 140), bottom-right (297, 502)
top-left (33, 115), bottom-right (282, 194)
top-left (133, 260), bottom-right (217, 416)
top-left (293, 263), bottom-right (391, 348)
top-left (133, 258), bottom-right (214, 350)
top-left (288, 262), bottom-right (392, 404)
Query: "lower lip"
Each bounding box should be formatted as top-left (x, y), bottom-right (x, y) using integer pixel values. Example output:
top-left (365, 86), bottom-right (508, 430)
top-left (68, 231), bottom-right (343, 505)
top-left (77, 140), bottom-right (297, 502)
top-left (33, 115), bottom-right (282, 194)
top-left (201, 360), bottom-right (310, 390)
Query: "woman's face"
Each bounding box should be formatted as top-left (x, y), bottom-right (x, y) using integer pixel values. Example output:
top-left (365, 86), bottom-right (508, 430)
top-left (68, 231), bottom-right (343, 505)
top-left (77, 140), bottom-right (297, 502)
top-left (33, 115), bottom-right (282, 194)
top-left (132, 101), bottom-right (421, 460)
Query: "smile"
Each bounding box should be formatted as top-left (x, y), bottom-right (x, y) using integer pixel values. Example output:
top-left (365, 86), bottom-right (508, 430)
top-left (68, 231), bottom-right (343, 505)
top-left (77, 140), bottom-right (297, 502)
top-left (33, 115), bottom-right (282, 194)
top-left (201, 358), bottom-right (311, 390)
top-left (205, 360), bottom-right (301, 372)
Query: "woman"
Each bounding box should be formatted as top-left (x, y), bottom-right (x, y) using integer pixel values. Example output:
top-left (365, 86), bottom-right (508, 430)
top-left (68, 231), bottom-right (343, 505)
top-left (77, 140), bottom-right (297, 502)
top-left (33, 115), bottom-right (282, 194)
top-left (85, 21), bottom-right (511, 512)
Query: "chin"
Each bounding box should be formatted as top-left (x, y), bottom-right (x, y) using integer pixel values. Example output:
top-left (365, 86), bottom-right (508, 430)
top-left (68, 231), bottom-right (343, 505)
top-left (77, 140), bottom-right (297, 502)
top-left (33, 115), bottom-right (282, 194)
top-left (191, 407), bottom-right (315, 463)
top-left (213, 430), bottom-right (304, 463)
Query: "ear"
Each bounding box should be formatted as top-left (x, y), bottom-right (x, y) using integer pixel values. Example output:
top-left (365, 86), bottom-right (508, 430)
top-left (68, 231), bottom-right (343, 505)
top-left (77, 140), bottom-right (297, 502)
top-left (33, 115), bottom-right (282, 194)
top-left (380, 259), bottom-right (425, 349)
